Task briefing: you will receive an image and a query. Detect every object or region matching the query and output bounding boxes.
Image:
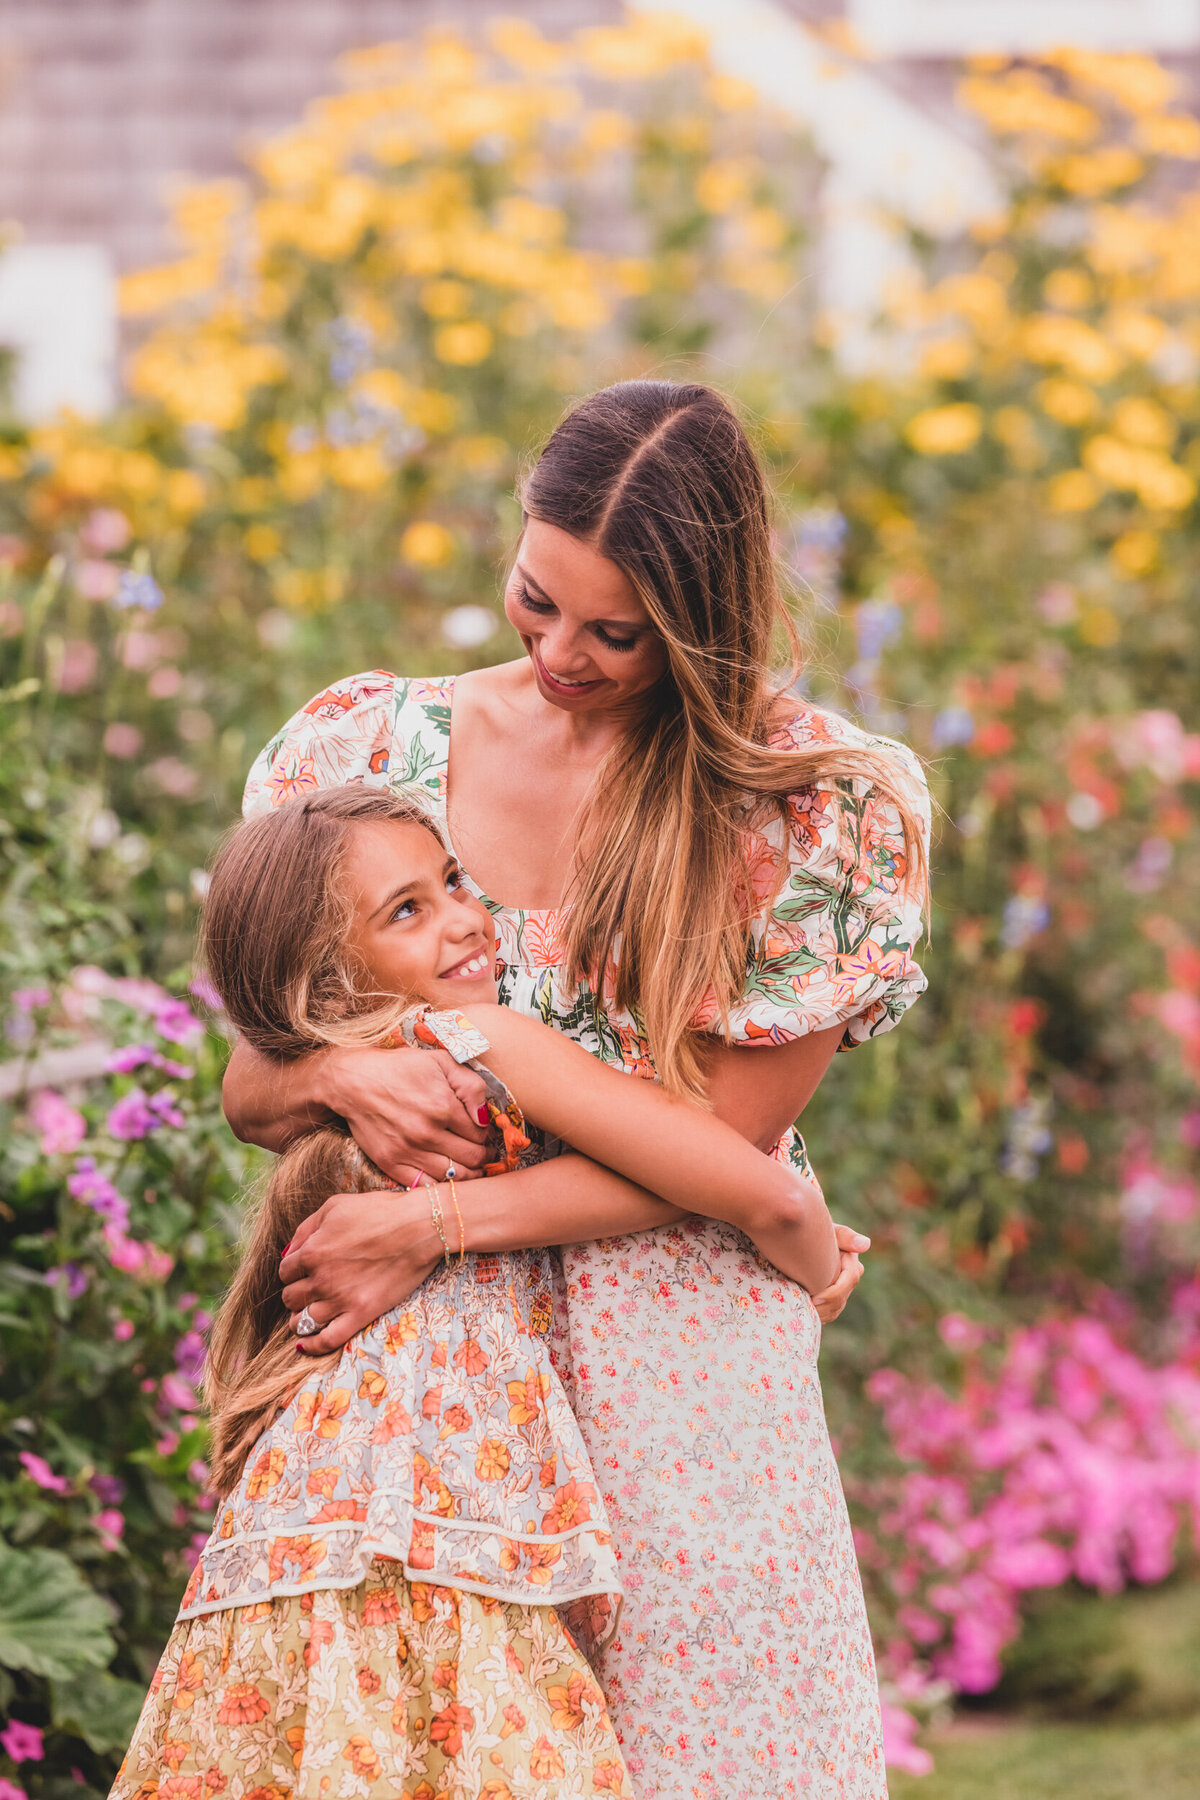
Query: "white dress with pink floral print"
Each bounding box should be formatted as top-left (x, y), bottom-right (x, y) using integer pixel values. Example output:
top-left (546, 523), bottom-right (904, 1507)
top-left (245, 671), bottom-right (930, 1800)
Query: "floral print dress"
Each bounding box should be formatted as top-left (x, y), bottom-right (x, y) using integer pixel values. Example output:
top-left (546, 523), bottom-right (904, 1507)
top-left (111, 1008), bottom-right (633, 1800)
top-left (244, 671), bottom-right (931, 1800)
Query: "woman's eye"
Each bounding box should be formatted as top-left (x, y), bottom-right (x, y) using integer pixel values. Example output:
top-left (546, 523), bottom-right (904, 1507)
top-left (595, 627), bottom-right (638, 652)
top-left (516, 584), bottom-right (553, 614)
top-left (446, 868), bottom-right (464, 892)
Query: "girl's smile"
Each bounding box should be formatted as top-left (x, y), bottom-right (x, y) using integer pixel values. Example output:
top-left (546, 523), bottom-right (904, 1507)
top-left (345, 819), bottom-right (498, 1010)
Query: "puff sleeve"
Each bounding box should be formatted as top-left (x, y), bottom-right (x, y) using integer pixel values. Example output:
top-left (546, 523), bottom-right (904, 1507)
top-left (717, 715), bottom-right (931, 1051)
top-left (242, 669), bottom-right (401, 818)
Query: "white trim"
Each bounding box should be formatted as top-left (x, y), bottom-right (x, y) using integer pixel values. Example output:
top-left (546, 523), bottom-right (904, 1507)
top-left (849, 0), bottom-right (1200, 56)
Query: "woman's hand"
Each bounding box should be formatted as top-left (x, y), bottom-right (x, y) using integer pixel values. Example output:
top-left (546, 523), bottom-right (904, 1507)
top-left (811, 1224), bottom-right (870, 1323)
top-left (328, 1046), bottom-right (492, 1186)
top-left (279, 1189), bottom-right (442, 1354)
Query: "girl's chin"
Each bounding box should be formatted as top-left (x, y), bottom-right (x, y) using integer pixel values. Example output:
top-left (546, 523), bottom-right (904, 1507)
top-left (430, 977), bottom-right (499, 1008)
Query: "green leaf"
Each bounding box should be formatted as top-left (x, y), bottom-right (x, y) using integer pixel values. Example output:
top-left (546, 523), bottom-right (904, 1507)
top-left (51, 1667), bottom-right (146, 1755)
top-left (0, 1537), bottom-right (115, 1679)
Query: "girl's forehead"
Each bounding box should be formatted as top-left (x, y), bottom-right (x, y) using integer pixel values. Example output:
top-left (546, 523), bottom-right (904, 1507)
top-left (349, 816), bottom-right (444, 876)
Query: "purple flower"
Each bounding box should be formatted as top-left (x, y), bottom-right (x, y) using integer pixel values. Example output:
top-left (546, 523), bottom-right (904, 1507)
top-left (89, 1472), bottom-right (125, 1505)
top-left (161, 1371), bottom-right (197, 1411)
top-left (0, 1722), bottom-right (43, 1765)
top-left (174, 1330), bottom-right (206, 1383)
top-left (188, 973), bottom-right (223, 1011)
top-left (13, 986), bottom-right (50, 1014)
top-left (18, 1452), bottom-right (70, 1494)
top-left (46, 1262), bottom-right (88, 1299)
top-left (68, 1158), bottom-right (130, 1230)
top-left (28, 1089), bottom-right (86, 1156)
top-left (113, 570), bottom-right (164, 612)
top-left (931, 706), bottom-right (975, 749)
top-left (154, 998), bottom-right (203, 1044)
top-left (106, 1043), bottom-right (157, 1073)
top-left (106, 1087), bottom-right (184, 1138)
top-left (149, 1089), bottom-right (186, 1129)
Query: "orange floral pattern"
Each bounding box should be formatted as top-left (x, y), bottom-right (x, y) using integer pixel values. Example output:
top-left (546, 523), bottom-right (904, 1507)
top-left (181, 1009), bottom-right (621, 1654)
top-left (245, 675), bottom-right (931, 1799)
top-left (111, 1560), bottom-right (630, 1800)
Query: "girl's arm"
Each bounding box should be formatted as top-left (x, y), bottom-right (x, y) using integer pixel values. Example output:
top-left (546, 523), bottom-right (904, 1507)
top-left (280, 1004), bottom-right (841, 1354)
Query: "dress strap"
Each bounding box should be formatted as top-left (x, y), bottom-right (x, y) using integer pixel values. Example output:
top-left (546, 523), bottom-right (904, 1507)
top-left (396, 1003), bottom-right (491, 1064)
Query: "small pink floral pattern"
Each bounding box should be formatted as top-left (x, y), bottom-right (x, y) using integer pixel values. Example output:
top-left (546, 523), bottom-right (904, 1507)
top-left (246, 672), bottom-right (930, 1799)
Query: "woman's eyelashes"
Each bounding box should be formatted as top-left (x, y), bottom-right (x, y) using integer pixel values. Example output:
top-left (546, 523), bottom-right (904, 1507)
top-left (514, 583), bottom-right (639, 653)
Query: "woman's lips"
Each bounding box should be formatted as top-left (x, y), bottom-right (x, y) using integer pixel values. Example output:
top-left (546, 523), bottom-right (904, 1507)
top-left (533, 649), bottom-right (604, 698)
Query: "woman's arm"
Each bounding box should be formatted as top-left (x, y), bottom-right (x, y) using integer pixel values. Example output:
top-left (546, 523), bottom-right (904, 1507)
top-left (222, 1036), bottom-right (492, 1184)
top-left (281, 1152), bottom-right (684, 1353)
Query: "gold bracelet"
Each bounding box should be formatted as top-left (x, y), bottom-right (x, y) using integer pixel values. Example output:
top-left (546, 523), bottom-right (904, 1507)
top-left (445, 1173), bottom-right (465, 1265)
top-left (426, 1182), bottom-right (451, 1266)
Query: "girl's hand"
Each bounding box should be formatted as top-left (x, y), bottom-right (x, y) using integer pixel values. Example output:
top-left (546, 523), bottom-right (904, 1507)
top-left (279, 1189), bottom-right (442, 1354)
top-left (811, 1224), bottom-right (870, 1323)
top-left (328, 1045), bottom-right (491, 1186)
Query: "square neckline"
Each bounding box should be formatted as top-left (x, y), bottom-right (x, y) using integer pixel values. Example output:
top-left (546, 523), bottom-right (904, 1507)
top-left (439, 671), bottom-right (567, 924)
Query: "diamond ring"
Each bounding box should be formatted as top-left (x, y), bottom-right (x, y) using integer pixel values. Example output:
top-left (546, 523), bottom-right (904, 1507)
top-left (444, 1162), bottom-right (457, 1181)
top-left (295, 1306), bottom-right (320, 1338)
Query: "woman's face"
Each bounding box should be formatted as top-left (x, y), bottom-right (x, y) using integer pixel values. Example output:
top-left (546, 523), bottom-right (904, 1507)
top-left (343, 820), bottom-right (498, 1011)
top-left (504, 518), bottom-right (669, 713)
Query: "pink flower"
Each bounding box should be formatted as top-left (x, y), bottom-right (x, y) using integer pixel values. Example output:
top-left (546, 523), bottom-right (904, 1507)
top-left (162, 1372), bottom-right (197, 1411)
top-left (94, 1508), bottom-right (124, 1550)
top-left (879, 1700), bottom-right (931, 1777)
top-left (0, 1778), bottom-right (29, 1800)
top-left (81, 506), bottom-right (131, 553)
top-left (18, 1452), bottom-right (70, 1494)
top-left (113, 1319), bottom-right (135, 1341)
top-left (0, 1722), bottom-right (43, 1764)
top-left (75, 558), bottom-right (120, 601)
top-left (29, 1090), bottom-right (86, 1156)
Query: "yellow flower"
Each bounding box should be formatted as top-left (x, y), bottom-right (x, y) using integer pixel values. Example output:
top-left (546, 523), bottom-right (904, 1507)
top-left (1106, 310), bottom-right (1166, 360)
top-left (244, 523), bottom-right (282, 563)
top-left (1035, 379), bottom-right (1098, 426)
top-left (1083, 435), bottom-right (1196, 509)
top-left (1051, 49), bottom-right (1175, 118)
top-left (1043, 268), bottom-right (1093, 311)
top-left (958, 72), bottom-right (1097, 144)
top-left (918, 337), bottom-right (974, 381)
top-left (433, 321), bottom-right (493, 365)
top-left (1051, 147), bottom-right (1144, 197)
top-left (1023, 315), bottom-right (1121, 383)
top-left (695, 158), bottom-right (756, 215)
top-left (474, 1438), bottom-right (511, 1481)
top-left (164, 469), bottom-right (206, 518)
top-left (1111, 528), bottom-right (1159, 574)
top-left (1046, 469), bottom-right (1099, 512)
top-left (328, 442), bottom-right (391, 491)
top-left (400, 521), bottom-right (454, 568)
top-left (1110, 396), bottom-right (1174, 449)
top-left (1136, 113), bottom-right (1200, 159)
top-left (991, 406), bottom-right (1045, 471)
top-left (488, 16), bottom-right (565, 75)
top-left (1079, 605), bottom-right (1121, 647)
top-left (905, 403), bottom-right (982, 456)
top-left (420, 279), bottom-right (469, 320)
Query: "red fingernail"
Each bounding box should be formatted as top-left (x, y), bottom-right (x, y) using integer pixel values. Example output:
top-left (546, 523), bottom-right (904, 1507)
top-left (477, 1106), bottom-right (489, 1125)
top-left (282, 1241), bottom-right (292, 1255)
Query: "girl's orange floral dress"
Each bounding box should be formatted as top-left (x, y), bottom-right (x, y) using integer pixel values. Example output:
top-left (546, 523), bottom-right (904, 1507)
top-left (244, 672), bottom-right (932, 1800)
top-left (110, 1011), bottom-right (632, 1800)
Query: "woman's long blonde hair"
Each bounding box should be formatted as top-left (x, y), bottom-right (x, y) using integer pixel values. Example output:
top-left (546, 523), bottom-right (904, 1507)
top-left (200, 786), bottom-right (440, 1491)
top-left (522, 379), bottom-right (928, 1101)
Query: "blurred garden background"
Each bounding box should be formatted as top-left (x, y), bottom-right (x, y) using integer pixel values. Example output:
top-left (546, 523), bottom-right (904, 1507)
top-left (1, 3), bottom-right (1199, 1795)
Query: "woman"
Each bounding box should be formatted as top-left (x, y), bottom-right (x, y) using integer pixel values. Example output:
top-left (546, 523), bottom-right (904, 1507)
top-left (226, 380), bottom-right (930, 1799)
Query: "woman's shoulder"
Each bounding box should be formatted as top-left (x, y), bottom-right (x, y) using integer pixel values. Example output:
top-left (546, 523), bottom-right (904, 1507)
top-left (243, 671), bottom-right (454, 816)
top-left (768, 697), bottom-right (929, 808)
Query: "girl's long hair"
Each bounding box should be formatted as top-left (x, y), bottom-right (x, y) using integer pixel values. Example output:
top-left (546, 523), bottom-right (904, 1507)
top-left (521, 379), bottom-right (929, 1101)
top-left (200, 785), bottom-right (442, 1492)
top-left (204, 1128), bottom-right (396, 1497)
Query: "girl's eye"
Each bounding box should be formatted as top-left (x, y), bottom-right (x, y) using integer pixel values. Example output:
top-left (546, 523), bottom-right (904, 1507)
top-left (390, 899), bottom-right (417, 923)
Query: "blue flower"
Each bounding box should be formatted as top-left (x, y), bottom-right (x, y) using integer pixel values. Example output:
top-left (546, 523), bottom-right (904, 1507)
top-left (854, 598), bottom-right (903, 660)
top-left (932, 706), bottom-right (975, 749)
top-left (1001, 894), bottom-right (1050, 951)
top-left (113, 570), bottom-right (163, 612)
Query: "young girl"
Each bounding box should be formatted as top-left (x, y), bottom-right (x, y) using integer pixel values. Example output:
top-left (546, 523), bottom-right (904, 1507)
top-left (111, 785), bottom-right (840, 1800)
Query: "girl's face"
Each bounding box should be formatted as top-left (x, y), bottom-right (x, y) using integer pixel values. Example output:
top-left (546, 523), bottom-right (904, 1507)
top-left (504, 517), bottom-right (669, 713)
top-left (343, 820), bottom-right (498, 1010)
